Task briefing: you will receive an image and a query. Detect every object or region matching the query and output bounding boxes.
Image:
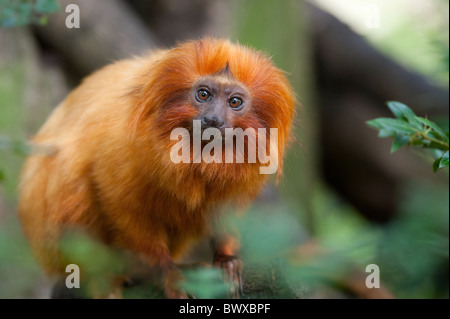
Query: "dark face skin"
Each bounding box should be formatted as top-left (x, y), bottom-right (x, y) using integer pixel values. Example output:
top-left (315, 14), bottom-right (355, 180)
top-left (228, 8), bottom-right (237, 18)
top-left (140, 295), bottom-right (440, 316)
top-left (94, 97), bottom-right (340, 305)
top-left (190, 75), bottom-right (251, 135)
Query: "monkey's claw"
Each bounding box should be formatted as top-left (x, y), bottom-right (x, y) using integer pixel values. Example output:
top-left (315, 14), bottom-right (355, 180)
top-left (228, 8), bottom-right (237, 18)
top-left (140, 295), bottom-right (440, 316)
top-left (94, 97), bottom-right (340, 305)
top-left (214, 255), bottom-right (243, 299)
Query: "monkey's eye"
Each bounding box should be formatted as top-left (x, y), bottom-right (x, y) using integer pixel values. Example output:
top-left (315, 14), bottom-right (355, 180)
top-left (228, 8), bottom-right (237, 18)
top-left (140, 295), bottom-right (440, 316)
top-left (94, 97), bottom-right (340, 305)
top-left (196, 89), bottom-right (211, 102)
top-left (228, 97), bottom-right (243, 109)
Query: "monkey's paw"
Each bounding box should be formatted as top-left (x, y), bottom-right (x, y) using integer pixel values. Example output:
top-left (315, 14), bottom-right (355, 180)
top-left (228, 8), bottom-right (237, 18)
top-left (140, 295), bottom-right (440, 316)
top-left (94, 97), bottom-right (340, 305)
top-left (214, 255), bottom-right (243, 299)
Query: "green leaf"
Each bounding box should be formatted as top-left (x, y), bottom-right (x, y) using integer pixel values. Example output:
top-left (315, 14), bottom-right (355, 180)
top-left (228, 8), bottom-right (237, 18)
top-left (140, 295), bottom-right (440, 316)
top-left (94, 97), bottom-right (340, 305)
top-left (416, 117), bottom-right (449, 141)
top-left (378, 129), bottom-right (395, 138)
top-left (428, 141), bottom-right (449, 151)
top-left (35, 0), bottom-right (60, 13)
top-left (1, 8), bottom-right (19, 27)
top-left (391, 134), bottom-right (410, 153)
top-left (430, 149), bottom-right (446, 160)
top-left (367, 118), bottom-right (418, 135)
top-left (433, 157), bottom-right (441, 173)
top-left (439, 151), bottom-right (449, 169)
top-left (0, 168), bottom-right (4, 182)
top-left (409, 134), bottom-right (426, 146)
top-left (38, 15), bottom-right (48, 25)
top-left (181, 268), bottom-right (228, 299)
top-left (12, 140), bottom-right (30, 156)
top-left (366, 119), bottom-right (383, 129)
top-left (387, 101), bottom-right (422, 129)
top-left (387, 101), bottom-right (414, 119)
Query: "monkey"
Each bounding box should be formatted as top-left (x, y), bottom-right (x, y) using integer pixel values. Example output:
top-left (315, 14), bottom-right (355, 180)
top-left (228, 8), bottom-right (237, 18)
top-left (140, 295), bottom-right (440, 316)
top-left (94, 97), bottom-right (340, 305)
top-left (18, 38), bottom-right (296, 298)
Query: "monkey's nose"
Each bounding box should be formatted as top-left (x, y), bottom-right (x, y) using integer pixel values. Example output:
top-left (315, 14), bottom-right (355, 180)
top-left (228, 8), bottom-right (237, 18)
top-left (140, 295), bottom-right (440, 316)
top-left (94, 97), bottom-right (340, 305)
top-left (201, 115), bottom-right (225, 129)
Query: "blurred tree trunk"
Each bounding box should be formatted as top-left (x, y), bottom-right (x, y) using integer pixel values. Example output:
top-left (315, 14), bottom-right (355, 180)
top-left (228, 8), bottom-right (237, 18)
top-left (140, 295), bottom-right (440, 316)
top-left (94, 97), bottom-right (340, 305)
top-left (230, 0), bottom-right (319, 233)
top-left (34, 0), bottom-right (158, 78)
top-left (228, 0), bottom-right (319, 298)
top-left (308, 4), bottom-right (448, 116)
top-left (127, 0), bottom-right (229, 46)
top-left (308, 4), bottom-right (449, 222)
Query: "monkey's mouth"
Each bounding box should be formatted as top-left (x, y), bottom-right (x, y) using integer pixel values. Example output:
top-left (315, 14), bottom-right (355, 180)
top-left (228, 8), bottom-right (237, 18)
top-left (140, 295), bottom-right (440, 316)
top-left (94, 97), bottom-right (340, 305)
top-left (200, 127), bottom-right (226, 143)
top-left (183, 124), bottom-right (227, 145)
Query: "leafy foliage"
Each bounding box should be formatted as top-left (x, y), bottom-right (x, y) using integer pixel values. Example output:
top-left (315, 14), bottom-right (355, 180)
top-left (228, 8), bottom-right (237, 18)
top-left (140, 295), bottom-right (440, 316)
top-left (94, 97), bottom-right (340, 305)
top-left (377, 182), bottom-right (449, 298)
top-left (0, 0), bottom-right (59, 27)
top-left (181, 268), bottom-right (229, 299)
top-left (58, 231), bottom-right (129, 298)
top-left (178, 182), bottom-right (449, 299)
top-left (0, 217), bottom-right (43, 298)
top-left (367, 101), bottom-right (449, 172)
top-left (0, 135), bottom-right (29, 184)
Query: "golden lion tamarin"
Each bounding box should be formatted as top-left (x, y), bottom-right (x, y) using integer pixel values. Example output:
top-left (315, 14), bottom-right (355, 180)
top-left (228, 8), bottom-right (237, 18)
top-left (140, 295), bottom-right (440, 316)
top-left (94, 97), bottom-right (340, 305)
top-left (18, 38), bottom-right (295, 298)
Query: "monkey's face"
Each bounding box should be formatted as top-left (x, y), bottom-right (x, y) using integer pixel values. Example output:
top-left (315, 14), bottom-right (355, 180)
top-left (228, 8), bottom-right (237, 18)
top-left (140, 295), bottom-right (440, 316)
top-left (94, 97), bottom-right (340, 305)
top-left (133, 39), bottom-right (295, 186)
top-left (190, 74), bottom-right (251, 136)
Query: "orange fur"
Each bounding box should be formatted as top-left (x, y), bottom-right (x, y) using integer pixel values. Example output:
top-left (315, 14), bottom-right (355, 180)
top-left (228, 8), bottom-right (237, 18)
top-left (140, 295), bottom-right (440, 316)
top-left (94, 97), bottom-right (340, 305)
top-left (18, 38), bottom-right (295, 294)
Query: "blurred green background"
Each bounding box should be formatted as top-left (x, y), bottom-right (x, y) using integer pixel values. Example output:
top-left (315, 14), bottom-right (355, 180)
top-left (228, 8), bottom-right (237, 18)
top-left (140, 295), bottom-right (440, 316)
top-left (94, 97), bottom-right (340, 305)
top-left (0, 0), bottom-right (448, 298)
